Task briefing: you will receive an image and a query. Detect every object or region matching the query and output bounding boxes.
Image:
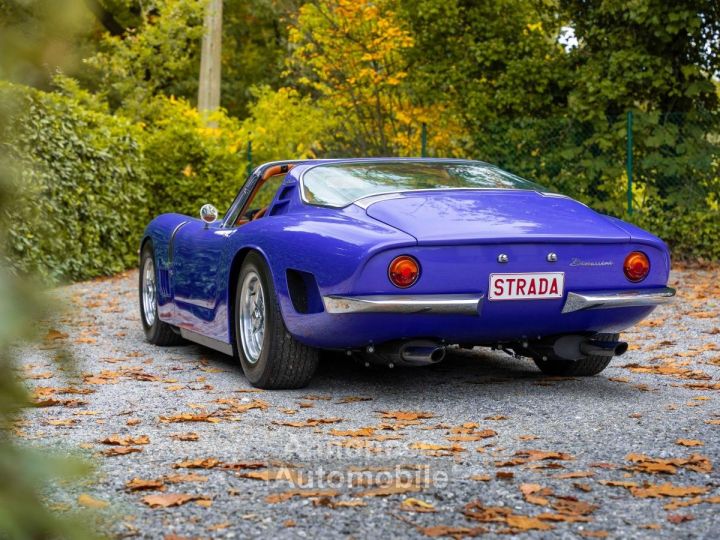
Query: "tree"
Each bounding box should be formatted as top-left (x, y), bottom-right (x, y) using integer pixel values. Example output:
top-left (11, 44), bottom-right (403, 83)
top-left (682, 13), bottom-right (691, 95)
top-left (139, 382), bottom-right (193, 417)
top-left (286, 0), bottom-right (467, 156)
top-left (198, 0), bottom-right (223, 113)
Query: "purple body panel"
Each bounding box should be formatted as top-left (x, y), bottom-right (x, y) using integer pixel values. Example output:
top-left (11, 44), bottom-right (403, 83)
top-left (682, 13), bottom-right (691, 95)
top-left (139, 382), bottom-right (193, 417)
top-left (141, 159), bottom-right (672, 352)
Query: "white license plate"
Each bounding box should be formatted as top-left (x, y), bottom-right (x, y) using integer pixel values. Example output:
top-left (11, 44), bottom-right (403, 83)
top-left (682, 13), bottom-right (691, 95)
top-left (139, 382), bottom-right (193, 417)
top-left (488, 272), bottom-right (565, 301)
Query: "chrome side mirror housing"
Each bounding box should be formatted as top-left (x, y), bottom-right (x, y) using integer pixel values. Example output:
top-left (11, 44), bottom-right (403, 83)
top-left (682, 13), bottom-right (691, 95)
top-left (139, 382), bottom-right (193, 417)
top-left (200, 204), bottom-right (218, 228)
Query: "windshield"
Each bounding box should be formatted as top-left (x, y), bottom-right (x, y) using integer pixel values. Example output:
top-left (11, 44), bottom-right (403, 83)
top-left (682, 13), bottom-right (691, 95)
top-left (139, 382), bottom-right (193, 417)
top-left (301, 160), bottom-right (546, 207)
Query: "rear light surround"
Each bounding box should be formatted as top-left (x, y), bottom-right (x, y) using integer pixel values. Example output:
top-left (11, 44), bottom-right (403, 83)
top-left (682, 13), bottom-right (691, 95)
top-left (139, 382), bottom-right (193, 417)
top-left (388, 255), bottom-right (421, 288)
top-left (623, 251), bottom-right (650, 282)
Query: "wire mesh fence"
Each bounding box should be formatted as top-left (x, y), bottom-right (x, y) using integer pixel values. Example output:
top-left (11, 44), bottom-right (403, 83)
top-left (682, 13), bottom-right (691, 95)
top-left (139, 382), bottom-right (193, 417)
top-left (462, 111), bottom-right (718, 217)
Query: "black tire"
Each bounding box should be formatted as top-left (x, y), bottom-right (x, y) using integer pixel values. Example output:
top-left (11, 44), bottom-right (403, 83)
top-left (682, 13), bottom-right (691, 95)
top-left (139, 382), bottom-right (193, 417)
top-left (235, 252), bottom-right (318, 389)
top-left (139, 242), bottom-right (183, 346)
top-left (533, 333), bottom-right (617, 376)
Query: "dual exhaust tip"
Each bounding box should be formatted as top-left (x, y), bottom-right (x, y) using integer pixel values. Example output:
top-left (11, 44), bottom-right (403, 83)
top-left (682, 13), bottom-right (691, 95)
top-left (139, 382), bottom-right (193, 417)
top-left (368, 335), bottom-right (628, 367)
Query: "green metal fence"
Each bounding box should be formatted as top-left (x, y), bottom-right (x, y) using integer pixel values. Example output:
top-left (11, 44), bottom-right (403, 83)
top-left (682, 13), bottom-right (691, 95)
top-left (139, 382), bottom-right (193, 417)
top-left (421, 110), bottom-right (720, 222)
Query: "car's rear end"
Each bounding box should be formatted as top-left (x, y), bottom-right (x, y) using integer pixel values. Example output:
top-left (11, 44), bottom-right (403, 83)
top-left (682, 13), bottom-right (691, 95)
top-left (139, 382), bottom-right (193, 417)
top-left (291, 159), bottom-right (674, 373)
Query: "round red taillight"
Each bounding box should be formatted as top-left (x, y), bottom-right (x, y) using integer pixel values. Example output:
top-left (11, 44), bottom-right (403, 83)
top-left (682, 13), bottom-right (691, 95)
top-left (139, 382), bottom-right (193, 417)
top-left (624, 251), bottom-right (650, 282)
top-left (388, 255), bottom-right (420, 288)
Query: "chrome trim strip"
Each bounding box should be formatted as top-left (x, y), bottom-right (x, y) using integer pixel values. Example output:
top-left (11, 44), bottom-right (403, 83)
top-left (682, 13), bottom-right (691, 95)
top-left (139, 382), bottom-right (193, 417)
top-left (180, 328), bottom-right (234, 356)
top-left (323, 294), bottom-right (483, 315)
top-left (561, 287), bottom-right (676, 314)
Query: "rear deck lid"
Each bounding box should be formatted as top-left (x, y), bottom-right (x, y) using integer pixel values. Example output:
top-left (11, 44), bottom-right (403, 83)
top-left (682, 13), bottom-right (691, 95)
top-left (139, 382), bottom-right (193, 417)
top-left (363, 190), bottom-right (631, 245)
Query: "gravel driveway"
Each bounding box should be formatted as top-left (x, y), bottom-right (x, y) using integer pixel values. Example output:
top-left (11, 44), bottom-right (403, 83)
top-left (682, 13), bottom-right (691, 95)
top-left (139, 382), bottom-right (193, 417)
top-left (17, 268), bottom-right (720, 539)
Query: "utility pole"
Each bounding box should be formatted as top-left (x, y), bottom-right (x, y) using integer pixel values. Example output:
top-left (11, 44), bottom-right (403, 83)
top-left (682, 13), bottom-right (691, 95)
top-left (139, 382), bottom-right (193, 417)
top-left (198, 0), bottom-right (222, 115)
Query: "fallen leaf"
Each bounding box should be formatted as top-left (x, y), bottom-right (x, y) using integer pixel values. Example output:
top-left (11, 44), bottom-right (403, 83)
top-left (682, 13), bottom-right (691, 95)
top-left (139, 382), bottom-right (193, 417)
top-left (506, 515), bottom-right (554, 531)
top-left (141, 493), bottom-right (211, 508)
top-left (173, 458), bottom-right (220, 469)
top-left (379, 410), bottom-right (434, 421)
top-left (100, 435), bottom-right (149, 446)
top-left (265, 488), bottom-right (338, 503)
top-left (417, 525), bottom-right (486, 538)
top-left (676, 439), bottom-right (703, 447)
top-left (78, 494), bottom-right (109, 509)
top-left (102, 446), bottom-right (142, 457)
top-left (630, 483), bottom-right (709, 499)
top-left (470, 474), bottom-right (491, 482)
top-left (667, 513), bottom-right (694, 524)
top-left (400, 497), bottom-right (436, 513)
top-left (171, 433), bottom-right (199, 442)
top-left (164, 473), bottom-right (208, 484)
top-left (126, 478), bottom-right (165, 492)
top-left (159, 412), bottom-right (220, 423)
top-left (336, 396), bottom-right (373, 404)
top-left (272, 417), bottom-right (343, 428)
top-left (238, 468), bottom-right (301, 483)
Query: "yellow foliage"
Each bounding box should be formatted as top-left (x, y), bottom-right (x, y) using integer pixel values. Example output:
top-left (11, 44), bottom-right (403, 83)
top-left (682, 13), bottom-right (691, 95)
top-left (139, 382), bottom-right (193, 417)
top-left (286, 0), bottom-right (467, 156)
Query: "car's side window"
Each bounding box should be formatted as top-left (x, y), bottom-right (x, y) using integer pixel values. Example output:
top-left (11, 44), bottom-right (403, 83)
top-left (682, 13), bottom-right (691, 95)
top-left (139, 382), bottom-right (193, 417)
top-left (233, 173), bottom-right (286, 227)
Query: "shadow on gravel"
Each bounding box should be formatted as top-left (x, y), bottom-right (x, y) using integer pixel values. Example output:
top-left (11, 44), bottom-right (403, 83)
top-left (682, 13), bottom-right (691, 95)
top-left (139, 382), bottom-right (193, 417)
top-left (178, 342), bottom-right (640, 402)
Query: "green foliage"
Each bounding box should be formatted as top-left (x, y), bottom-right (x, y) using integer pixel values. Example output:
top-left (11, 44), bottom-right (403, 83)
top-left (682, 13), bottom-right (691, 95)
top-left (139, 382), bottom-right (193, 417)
top-left (0, 56), bottom-right (97, 540)
top-left (0, 0), bottom-right (93, 87)
top-left (82, 0), bottom-right (297, 118)
top-left (1, 80), bottom-right (146, 283)
top-left (85, 0), bottom-right (206, 118)
top-left (241, 86), bottom-right (338, 162)
top-left (142, 95), bottom-right (248, 217)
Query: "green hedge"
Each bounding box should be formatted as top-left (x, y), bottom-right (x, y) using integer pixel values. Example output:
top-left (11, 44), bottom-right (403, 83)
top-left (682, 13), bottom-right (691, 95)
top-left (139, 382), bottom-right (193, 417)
top-left (1, 82), bottom-right (146, 282)
top-left (141, 96), bottom-right (247, 218)
top-left (1, 83), bottom-right (249, 283)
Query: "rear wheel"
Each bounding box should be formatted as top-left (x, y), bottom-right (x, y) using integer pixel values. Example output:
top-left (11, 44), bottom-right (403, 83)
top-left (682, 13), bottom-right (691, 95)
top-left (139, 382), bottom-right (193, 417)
top-left (235, 252), bottom-right (318, 389)
top-left (139, 242), bottom-right (183, 345)
top-left (533, 333), bottom-right (618, 376)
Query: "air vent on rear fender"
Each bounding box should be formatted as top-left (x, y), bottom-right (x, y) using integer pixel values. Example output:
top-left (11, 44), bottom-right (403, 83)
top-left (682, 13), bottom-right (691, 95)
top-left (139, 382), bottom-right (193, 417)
top-left (286, 269), bottom-right (324, 314)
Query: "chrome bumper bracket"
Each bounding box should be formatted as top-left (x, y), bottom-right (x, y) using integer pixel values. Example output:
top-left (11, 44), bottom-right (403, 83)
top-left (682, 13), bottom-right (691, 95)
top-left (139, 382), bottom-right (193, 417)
top-left (323, 294), bottom-right (483, 315)
top-left (562, 287), bottom-right (676, 314)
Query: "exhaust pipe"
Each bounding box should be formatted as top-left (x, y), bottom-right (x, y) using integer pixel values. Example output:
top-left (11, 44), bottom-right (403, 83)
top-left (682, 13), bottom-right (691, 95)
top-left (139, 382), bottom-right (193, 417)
top-left (534, 335), bottom-right (629, 361)
top-left (370, 340), bottom-right (446, 367)
top-left (579, 339), bottom-right (628, 358)
top-left (400, 343), bottom-right (446, 366)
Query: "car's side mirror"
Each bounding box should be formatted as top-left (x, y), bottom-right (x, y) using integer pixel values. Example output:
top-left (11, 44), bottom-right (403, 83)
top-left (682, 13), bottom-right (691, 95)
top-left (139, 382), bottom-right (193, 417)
top-left (200, 204), bottom-right (218, 228)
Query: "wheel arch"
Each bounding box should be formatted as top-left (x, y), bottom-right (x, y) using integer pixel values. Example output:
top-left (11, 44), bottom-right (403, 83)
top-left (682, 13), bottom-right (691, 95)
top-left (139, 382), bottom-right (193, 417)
top-left (227, 246), bottom-right (281, 351)
top-left (140, 235), bottom-right (153, 259)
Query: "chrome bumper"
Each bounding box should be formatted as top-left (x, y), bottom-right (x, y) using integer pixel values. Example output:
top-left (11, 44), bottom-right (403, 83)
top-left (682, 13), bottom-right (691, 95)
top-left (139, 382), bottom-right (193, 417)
top-left (323, 294), bottom-right (483, 315)
top-left (561, 287), bottom-right (676, 314)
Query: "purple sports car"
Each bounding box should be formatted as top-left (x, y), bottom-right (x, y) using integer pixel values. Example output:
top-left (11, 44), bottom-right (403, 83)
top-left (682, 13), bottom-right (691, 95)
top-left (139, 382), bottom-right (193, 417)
top-left (139, 159), bottom-right (675, 388)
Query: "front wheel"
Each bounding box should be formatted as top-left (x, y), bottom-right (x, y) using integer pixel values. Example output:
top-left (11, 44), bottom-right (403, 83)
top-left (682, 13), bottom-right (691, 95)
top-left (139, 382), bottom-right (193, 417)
top-left (533, 333), bottom-right (618, 376)
top-left (235, 252), bottom-right (318, 389)
top-left (139, 242), bottom-right (183, 345)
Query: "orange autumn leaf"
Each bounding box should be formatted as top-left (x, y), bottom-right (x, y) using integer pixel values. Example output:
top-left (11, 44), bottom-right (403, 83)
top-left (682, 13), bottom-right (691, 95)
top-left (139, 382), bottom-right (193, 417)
top-left (328, 427), bottom-right (376, 437)
top-left (630, 483), bottom-right (709, 499)
top-left (379, 410), bottom-right (434, 421)
top-left (265, 488), bottom-right (339, 503)
top-left (173, 458), bottom-right (220, 469)
top-left (272, 417), bottom-right (343, 428)
top-left (141, 493), bottom-right (210, 508)
top-left (77, 493), bottom-right (109, 509)
top-left (125, 478), bottom-right (165, 491)
top-left (100, 434), bottom-right (149, 446)
top-left (400, 497), bottom-right (436, 513)
top-left (506, 515), bottom-right (554, 531)
top-left (102, 446), bottom-right (142, 457)
top-left (676, 439), bottom-right (703, 447)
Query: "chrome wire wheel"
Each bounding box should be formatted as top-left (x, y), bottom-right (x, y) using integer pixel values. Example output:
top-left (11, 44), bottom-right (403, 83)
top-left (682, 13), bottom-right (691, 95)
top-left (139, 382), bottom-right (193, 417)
top-left (141, 256), bottom-right (157, 326)
top-left (240, 270), bottom-right (266, 364)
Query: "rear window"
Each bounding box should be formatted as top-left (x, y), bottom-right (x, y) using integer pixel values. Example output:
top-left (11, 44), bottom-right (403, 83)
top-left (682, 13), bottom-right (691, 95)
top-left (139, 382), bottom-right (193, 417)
top-left (301, 160), bottom-right (545, 207)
